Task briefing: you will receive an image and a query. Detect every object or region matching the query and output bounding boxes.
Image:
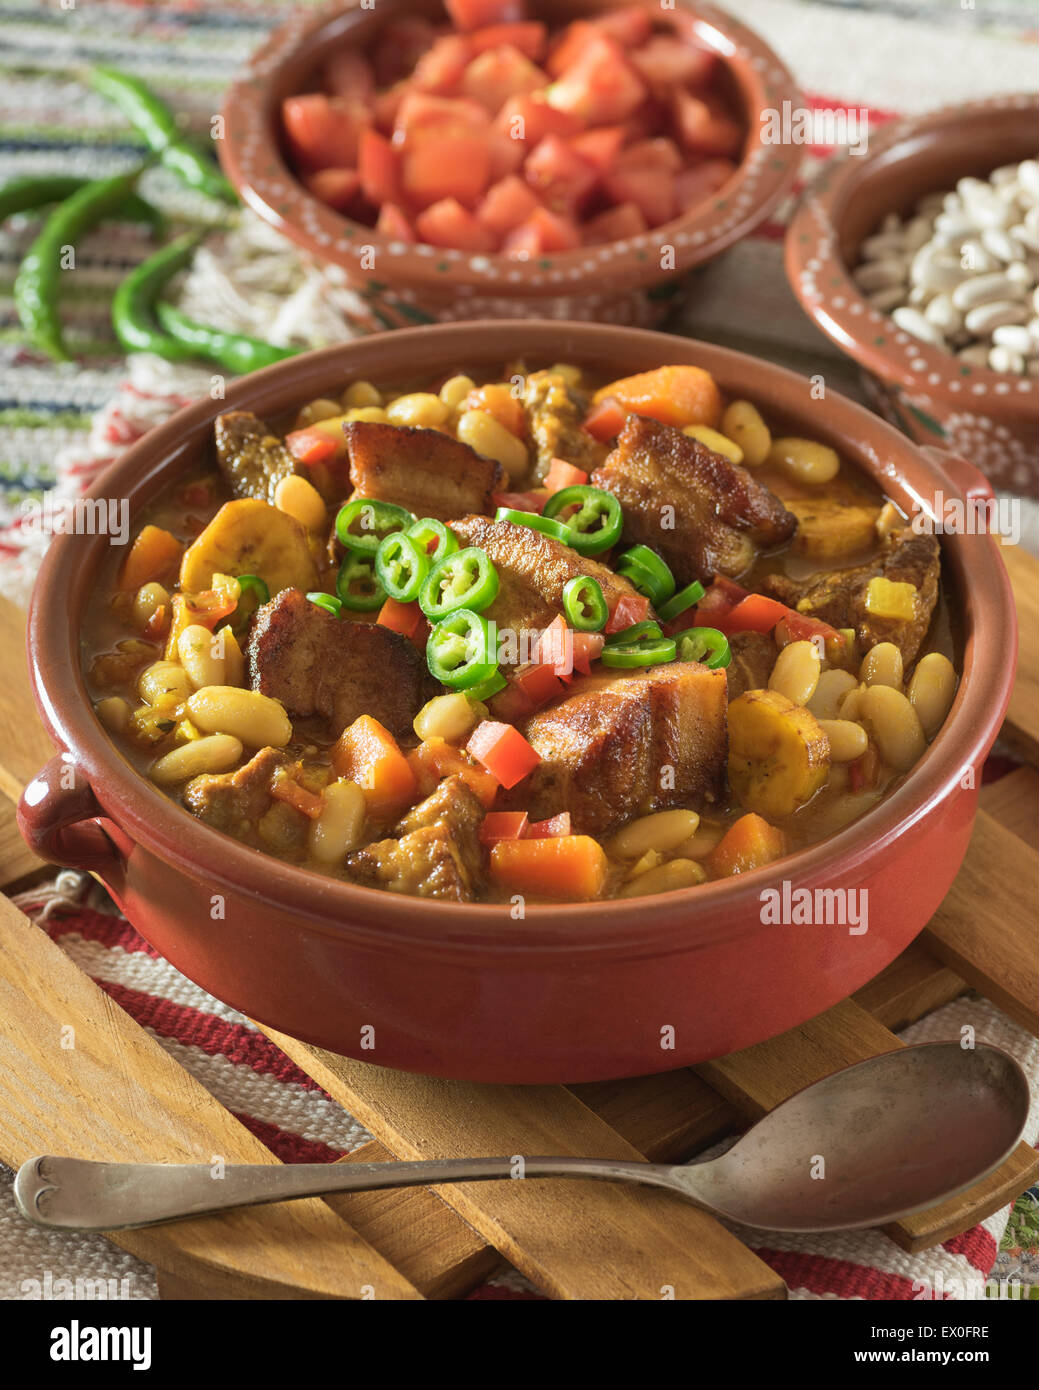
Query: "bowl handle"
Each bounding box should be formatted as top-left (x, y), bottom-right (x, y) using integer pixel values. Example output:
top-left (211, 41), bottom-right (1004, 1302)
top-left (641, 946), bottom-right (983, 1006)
top-left (916, 445), bottom-right (994, 504)
top-left (17, 754), bottom-right (128, 891)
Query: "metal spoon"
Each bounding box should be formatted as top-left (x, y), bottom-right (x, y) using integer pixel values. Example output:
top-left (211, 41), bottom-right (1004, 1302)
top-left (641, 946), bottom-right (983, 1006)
top-left (13, 1042), bottom-right (1030, 1235)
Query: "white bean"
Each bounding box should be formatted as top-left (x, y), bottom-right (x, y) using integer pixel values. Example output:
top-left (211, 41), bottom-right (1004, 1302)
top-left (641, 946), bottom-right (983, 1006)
top-left (151, 734), bottom-right (243, 785)
top-left (177, 623), bottom-right (227, 690)
top-left (808, 668), bottom-right (859, 720)
top-left (853, 259), bottom-right (906, 291)
top-left (186, 686), bottom-right (292, 747)
top-left (981, 227), bottom-right (1023, 263)
top-left (309, 779), bottom-right (366, 863)
top-left (951, 273), bottom-right (1020, 310)
top-left (608, 810), bottom-right (701, 859)
top-left (989, 345), bottom-right (1026, 374)
top-left (818, 719), bottom-right (869, 762)
top-left (964, 301), bottom-right (1029, 335)
top-left (769, 640), bottom-right (821, 706)
top-left (907, 652), bottom-right (958, 738)
top-left (857, 685), bottom-right (927, 771)
top-left (992, 323), bottom-right (1033, 353)
top-left (859, 641), bottom-right (903, 690)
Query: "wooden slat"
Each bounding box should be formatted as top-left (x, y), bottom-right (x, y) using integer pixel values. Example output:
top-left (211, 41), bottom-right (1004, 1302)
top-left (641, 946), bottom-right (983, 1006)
top-left (0, 595), bottom-right (53, 801)
top-left (0, 791), bottom-right (46, 890)
top-left (572, 1068), bottom-right (739, 1162)
top-left (260, 1029), bottom-right (787, 1302)
top-left (852, 943), bottom-right (967, 1033)
top-left (0, 893), bottom-right (422, 1301)
top-left (978, 765), bottom-right (1039, 851)
top-left (1002, 544), bottom-right (1039, 763)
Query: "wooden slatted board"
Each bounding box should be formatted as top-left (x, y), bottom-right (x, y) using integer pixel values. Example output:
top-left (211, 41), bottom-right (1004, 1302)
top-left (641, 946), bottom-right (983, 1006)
top-left (1, 543), bottom-right (1038, 1301)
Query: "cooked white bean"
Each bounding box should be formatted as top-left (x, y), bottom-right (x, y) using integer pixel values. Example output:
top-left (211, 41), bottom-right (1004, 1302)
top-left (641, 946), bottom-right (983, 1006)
top-left (768, 640), bottom-right (821, 706)
top-left (222, 628), bottom-right (246, 687)
top-left (721, 400), bottom-right (770, 465)
top-left (186, 686), bottom-right (292, 747)
top-left (295, 397), bottom-right (342, 427)
top-left (133, 581), bottom-right (169, 629)
top-left (177, 623), bottom-right (228, 690)
top-left (617, 858), bottom-right (706, 897)
top-left (386, 392), bottom-right (449, 429)
top-left (964, 300), bottom-right (1029, 334)
top-left (907, 652), bottom-right (958, 738)
top-left (857, 685), bottom-right (926, 771)
top-left (838, 682), bottom-right (867, 722)
top-left (683, 424), bottom-right (743, 464)
top-left (608, 810), bottom-right (701, 859)
top-left (274, 473), bottom-right (326, 533)
top-left (151, 734), bottom-right (243, 785)
top-left (456, 408), bottom-right (528, 478)
top-left (413, 692), bottom-right (478, 743)
top-left (342, 380), bottom-right (381, 409)
top-left (95, 695), bottom-right (132, 733)
top-left (439, 374), bottom-right (476, 411)
top-left (807, 668), bottom-right (859, 720)
top-left (818, 718), bottom-right (869, 762)
top-left (138, 660), bottom-right (191, 708)
top-left (309, 779), bottom-right (366, 863)
top-left (859, 641), bottom-right (903, 690)
top-left (767, 437), bottom-right (840, 485)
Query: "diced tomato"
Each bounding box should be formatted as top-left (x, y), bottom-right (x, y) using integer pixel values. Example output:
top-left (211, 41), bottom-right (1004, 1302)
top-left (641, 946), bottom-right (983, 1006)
top-left (523, 134), bottom-right (597, 216)
top-left (412, 34), bottom-right (474, 93)
top-left (603, 156), bottom-right (677, 227)
top-left (673, 90), bottom-right (744, 159)
top-left (376, 201), bottom-right (416, 241)
top-left (503, 205), bottom-right (580, 257)
top-left (675, 158), bottom-right (737, 213)
top-left (285, 423), bottom-right (341, 463)
top-left (476, 174), bottom-right (543, 237)
top-left (513, 660), bottom-right (565, 708)
top-left (545, 34), bottom-right (647, 126)
top-left (373, 80), bottom-right (409, 134)
top-left (467, 720), bottom-right (541, 789)
top-left (487, 130), bottom-right (528, 181)
top-left (572, 632), bottom-right (605, 673)
top-left (377, 597), bottom-right (423, 639)
top-left (715, 594), bottom-right (791, 636)
top-left (303, 168), bottom-right (361, 213)
top-left (536, 614), bottom-right (574, 679)
top-left (407, 737), bottom-right (500, 807)
top-left (582, 201), bottom-right (648, 245)
top-left (630, 36), bottom-right (717, 94)
top-left (693, 575), bottom-right (749, 628)
top-left (582, 396), bottom-right (627, 443)
top-left (358, 128), bottom-right (401, 206)
top-left (321, 49), bottom-right (376, 103)
top-left (543, 457), bottom-right (588, 493)
top-left (462, 45), bottom-right (547, 113)
top-left (626, 136), bottom-right (683, 173)
top-left (395, 92), bottom-right (489, 141)
top-left (491, 488), bottom-right (548, 513)
top-left (848, 741), bottom-right (881, 793)
top-left (545, 21), bottom-right (594, 80)
top-left (469, 21), bottom-right (547, 60)
top-left (416, 196), bottom-right (497, 250)
top-left (487, 679), bottom-right (535, 723)
top-left (495, 92), bottom-right (584, 147)
top-left (402, 135), bottom-right (492, 209)
top-left (371, 15), bottom-right (438, 86)
top-left (143, 605), bottom-right (169, 641)
top-left (605, 593), bottom-right (650, 634)
top-left (526, 811), bottom-right (572, 838)
top-left (592, 5), bottom-right (653, 47)
top-left (464, 385), bottom-right (525, 437)
top-left (445, 0), bottom-right (527, 34)
top-left (479, 811), bottom-right (529, 844)
top-left (775, 611), bottom-right (841, 646)
top-left (183, 588), bottom-right (238, 629)
top-left (283, 94), bottom-right (368, 171)
top-left (567, 125), bottom-right (626, 174)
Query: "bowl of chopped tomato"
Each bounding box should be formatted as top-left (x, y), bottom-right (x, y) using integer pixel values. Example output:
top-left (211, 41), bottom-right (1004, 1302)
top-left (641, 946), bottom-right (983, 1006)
top-left (221, 0), bottom-right (802, 329)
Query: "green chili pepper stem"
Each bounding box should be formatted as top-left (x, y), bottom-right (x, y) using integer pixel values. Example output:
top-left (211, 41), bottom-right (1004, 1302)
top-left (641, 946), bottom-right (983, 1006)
top-left (14, 167), bottom-right (149, 361)
top-left (111, 230), bottom-right (205, 359)
top-left (0, 175), bottom-right (164, 233)
top-left (154, 300), bottom-right (297, 375)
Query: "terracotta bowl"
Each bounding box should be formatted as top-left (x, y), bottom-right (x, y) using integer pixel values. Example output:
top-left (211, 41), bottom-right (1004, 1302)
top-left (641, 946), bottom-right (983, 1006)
top-left (220, 0), bottom-right (802, 330)
top-left (786, 93), bottom-right (1039, 496)
top-left (18, 321), bottom-right (1015, 1084)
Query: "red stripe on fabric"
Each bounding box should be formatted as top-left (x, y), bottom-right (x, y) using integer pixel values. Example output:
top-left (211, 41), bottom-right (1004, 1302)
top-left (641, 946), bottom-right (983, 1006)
top-left (942, 1225), bottom-right (999, 1273)
top-left (753, 1248), bottom-right (929, 1300)
top-left (91, 977), bottom-right (332, 1095)
top-left (805, 94), bottom-right (902, 125)
top-left (47, 908), bottom-right (161, 958)
top-left (231, 1112), bottom-right (346, 1165)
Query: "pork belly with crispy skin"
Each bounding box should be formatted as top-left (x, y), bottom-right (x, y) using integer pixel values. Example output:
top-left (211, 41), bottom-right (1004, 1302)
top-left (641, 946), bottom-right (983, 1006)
top-left (344, 420), bottom-right (504, 521)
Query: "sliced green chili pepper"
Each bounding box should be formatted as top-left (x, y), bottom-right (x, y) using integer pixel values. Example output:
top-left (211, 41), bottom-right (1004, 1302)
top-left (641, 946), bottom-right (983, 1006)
top-left (604, 619), bottom-right (663, 647)
top-left (375, 531), bottom-right (429, 604)
top-left (0, 174), bottom-right (164, 233)
top-left (615, 544), bottom-right (676, 606)
top-left (465, 669), bottom-right (508, 702)
top-left (672, 626), bottom-right (732, 669)
top-left (112, 230), bottom-right (204, 358)
top-left (230, 574), bottom-right (269, 631)
top-left (656, 579), bottom-right (706, 624)
top-left (495, 506), bottom-right (572, 543)
top-left (420, 546), bottom-right (499, 620)
top-left (562, 575), bottom-right (608, 632)
top-left (155, 301), bottom-right (298, 375)
top-left (336, 550), bottom-right (386, 612)
top-left (427, 609), bottom-right (498, 690)
top-left (335, 497), bottom-right (415, 555)
top-left (408, 516), bottom-right (458, 564)
top-left (15, 167), bottom-right (148, 360)
top-left (307, 591), bottom-right (344, 618)
top-left (89, 65), bottom-right (236, 204)
top-left (600, 635), bottom-right (677, 669)
top-left (542, 485), bottom-right (623, 556)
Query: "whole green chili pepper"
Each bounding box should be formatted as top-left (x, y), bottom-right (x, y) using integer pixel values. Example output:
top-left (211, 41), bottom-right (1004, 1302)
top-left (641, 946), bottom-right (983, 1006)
top-left (154, 300), bottom-right (299, 374)
top-left (0, 174), bottom-right (164, 233)
top-left (111, 230), bottom-right (205, 358)
top-left (89, 65), bottom-right (236, 204)
top-left (14, 168), bottom-right (147, 361)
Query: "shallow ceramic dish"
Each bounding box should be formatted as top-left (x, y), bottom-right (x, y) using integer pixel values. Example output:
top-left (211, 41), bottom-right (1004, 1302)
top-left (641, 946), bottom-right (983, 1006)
top-left (221, 0), bottom-right (802, 330)
top-left (18, 321), bottom-right (1015, 1084)
top-left (786, 93), bottom-right (1039, 496)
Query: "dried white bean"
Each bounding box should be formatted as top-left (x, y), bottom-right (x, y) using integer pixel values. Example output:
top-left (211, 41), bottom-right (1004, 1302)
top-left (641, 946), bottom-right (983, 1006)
top-left (891, 307), bottom-right (945, 346)
top-left (924, 294), bottom-right (962, 334)
top-left (1019, 160), bottom-right (1039, 200)
top-left (853, 259), bottom-right (906, 292)
top-left (964, 300), bottom-right (1029, 334)
top-left (868, 286), bottom-right (909, 312)
top-left (951, 272), bottom-right (1020, 310)
top-left (981, 227), bottom-right (1023, 262)
top-left (989, 345), bottom-right (1026, 374)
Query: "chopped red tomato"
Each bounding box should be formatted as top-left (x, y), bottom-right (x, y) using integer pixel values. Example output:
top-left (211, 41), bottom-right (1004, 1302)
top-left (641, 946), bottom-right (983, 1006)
top-left (675, 158), bottom-right (737, 213)
top-left (376, 201), bottom-right (416, 242)
top-left (774, 612), bottom-right (841, 646)
top-left (403, 134), bottom-right (492, 209)
top-left (377, 597), bottom-right (423, 640)
top-left (372, 16), bottom-right (438, 87)
top-left (494, 92), bottom-right (584, 147)
top-left (358, 128), bottom-right (401, 206)
top-left (462, 46), bottom-right (547, 113)
top-left (476, 174), bottom-right (542, 238)
top-left (283, 95), bottom-right (367, 171)
top-left (605, 592), bottom-right (650, 634)
top-left (303, 168), bottom-right (361, 213)
top-left (321, 49), bottom-right (376, 104)
top-left (543, 457), bottom-right (588, 493)
top-left (716, 593), bottom-right (791, 636)
top-left (395, 92), bottom-right (489, 140)
top-left (514, 660), bottom-right (565, 708)
top-left (467, 719), bottom-right (541, 789)
top-left (445, 0), bottom-right (526, 33)
top-left (537, 615), bottom-right (574, 679)
top-left (470, 21), bottom-right (547, 60)
top-left (416, 197), bottom-right (497, 250)
top-left (631, 36), bottom-right (717, 94)
top-left (582, 395), bottom-right (627, 442)
top-left (523, 135), bottom-right (597, 217)
top-left (526, 811), bottom-right (572, 838)
top-left (593, 5), bottom-right (653, 47)
top-left (572, 632), bottom-right (605, 673)
top-left (545, 34), bottom-right (647, 126)
top-left (285, 424), bottom-right (340, 464)
top-left (603, 153), bottom-right (678, 227)
top-left (487, 680), bottom-right (535, 723)
top-left (479, 810), bottom-right (529, 844)
top-left (674, 91), bottom-right (744, 159)
top-left (502, 205), bottom-right (581, 256)
top-left (412, 34), bottom-right (474, 94)
top-left (693, 575), bottom-right (748, 627)
top-left (491, 488), bottom-right (548, 514)
top-left (568, 124), bottom-right (626, 174)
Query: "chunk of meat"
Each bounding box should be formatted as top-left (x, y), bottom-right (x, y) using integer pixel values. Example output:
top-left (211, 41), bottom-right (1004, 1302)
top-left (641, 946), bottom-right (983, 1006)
top-left (183, 746), bottom-right (288, 836)
top-left (345, 420), bottom-right (505, 521)
top-left (347, 775), bottom-right (485, 901)
top-left (725, 630), bottom-right (776, 701)
top-left (513, 663), bottom-right (728, 835)
top-left (214, 412), bottom-right (298, 505)
top-left (448, 514), bottom-right (643, 636)
top-left (783, 497), bottom-right (881, 561)
top-left (522, 369), bottom-right (607, 481)
top-left (591, 415), bottom-right (797, 583)
top-left (762, 530), bottom-right (940, 664)
top-left (247, 587), bottom-right (436, 737)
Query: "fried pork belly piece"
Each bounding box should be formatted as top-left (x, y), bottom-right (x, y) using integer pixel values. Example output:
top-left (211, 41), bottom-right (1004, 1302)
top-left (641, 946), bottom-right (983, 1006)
top-left (344, 420), bottom-right (504, 521)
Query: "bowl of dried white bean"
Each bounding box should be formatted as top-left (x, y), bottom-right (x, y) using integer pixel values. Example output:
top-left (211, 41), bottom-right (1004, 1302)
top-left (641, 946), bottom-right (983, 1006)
top-left (785, 93), bottom-right (1039, 495)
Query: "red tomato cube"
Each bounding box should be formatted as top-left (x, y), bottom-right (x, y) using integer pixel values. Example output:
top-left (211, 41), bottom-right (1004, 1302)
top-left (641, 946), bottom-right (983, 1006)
top-left (373, 80), bottom-right (408, 135)
top-left (674, 90), bottom-right (744, 159)
top-left (403, 133), bottom-right (492, 209)
top-left (567, 125), bottom-right (626, 173)
top-left (502, 205), bottom-right (581, 257)
top-left (495, 91), bottom-right (584, 147)
top-left (625, 136), bottom-right (683, 173)
top-left (675, 158), bottom-right (737, 212)
top-left (358, 128), bottom-right (401, 206)
top-left (376, 201), bottom-right (416, 242)
top-left (469, 21), bottom-right (547, 61)
top-left (592, 5), bottom-right (653, 47)
top-left (372, 15), bottom-right (438, 86)
top-left (445, 0), bottom-right (527, 33)
top-left (394, 92), bottom-right (489, 142)
top-left (303, 167), bottom-right (361, 213)
top-left (523, 135), bottom-right (597, 216)
top-left (582, 201), bottom-right (648, 245)
top-left (412, 35), bottom-right (474, 94)
top-left (320, 49), bottom-right (375, 104)
top-left (282, 94), bottom-right (368, 171)
top-left (603, 160), bottom-right (677, 228)
top-left (466, 720), bottom-right (540, 790)
top-left (415, 197), bottom-right (497, 250)
top-left (462, 45), bottom-right (548, 112)
top-left (545, 34), bottom-right (647, 126)
top-left (476, 174), bottom-right (543, 237)
top-left (631, 36), bottom-right (718, 94)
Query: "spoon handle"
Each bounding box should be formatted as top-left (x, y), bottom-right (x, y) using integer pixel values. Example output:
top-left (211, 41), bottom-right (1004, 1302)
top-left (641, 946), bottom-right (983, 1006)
top-left (14, 1154), bottom-right (685, 1232)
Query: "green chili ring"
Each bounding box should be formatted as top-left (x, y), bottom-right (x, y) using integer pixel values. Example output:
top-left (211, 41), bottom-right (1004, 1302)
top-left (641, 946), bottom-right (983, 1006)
top-left (673, 626), bottom-right (732, 669)
top-left (375, 531), bottom-right (429, 604)
top-left (542, 485), bottom-right (623, 556)
top-left (604, 619), bottom-right (664, 647)
top-left (464, 669), bottom-right (508, 703)
top-left (615, 544), bottom-right (676, 606)
top-left (307, 592), bottom-right (344, 618)
top-left (336, 550), bottom-right (386, 612)
top-left (495, 506), bottom-right (572, 543)
top-left (600, 635), bottom-right (677, 669)
top-left (408, 517), bottom-right (458, 564)
top-left (335, 498), bottom-right (416, 555)
top-left (427, 609), bottom-right (499, 691)
top-left (562, 575), bottom-right (608, 632)
top-left (657, 579), bottom-right (707, 624)
top-left (420, 546), bottom-right (499, 620)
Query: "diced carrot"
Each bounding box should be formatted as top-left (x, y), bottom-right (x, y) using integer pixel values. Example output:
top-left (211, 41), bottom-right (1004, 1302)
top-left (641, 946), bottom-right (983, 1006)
top-left (707, 813), bottom-right (787, 878)
top-left (467, 720), bottom-right (540, 789)
top-left (526, 811), bottom-right (571, 838)
top-left (303, 167), bottom-right (362, 213)
top-left (490, 835), bottom-right (609, 900)
top-left (605, 593), bottom-right (650, 634)
top-left (582, 395), bottom-right (627, 442)
top-left (358, 128), bottom-right (401, 206)
top-left (407, 737), bottom-right (500, 808)
top-left (571, 632), bottom-right (604, 673)
top-left (464, 385), bottom-right (525, 437)
top-left (469, 21), bottom-right (547, 61)
top-left (118, 524), bottom-right (183, 591)
top-left (270, 774), bottom-right (325, 819)
top-left (543, 457), bottom-right (588, 493)
top-left (285, 422), bottom-right (343, 464)
top-left (479, 810), bottom-right (529, 844)
top-left (377, 597), bottom-right (423, 640)
top-left (514, 661), bottom-right (564, 709)
top-left (715, 594), bottom-right (790, 637)
top-left (593, 365), bottom-right (722, 429)
top-left (331, 715), bottom-right (416, 822)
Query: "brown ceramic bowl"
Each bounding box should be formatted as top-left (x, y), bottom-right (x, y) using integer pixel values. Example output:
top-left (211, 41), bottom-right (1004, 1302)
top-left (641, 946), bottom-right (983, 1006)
top-left (786, 94), bottom-right (1039, 495)
top-left (18, 322), bottom-right (1015, 1084)
top-left (221, 0), bottom-right (802, 329)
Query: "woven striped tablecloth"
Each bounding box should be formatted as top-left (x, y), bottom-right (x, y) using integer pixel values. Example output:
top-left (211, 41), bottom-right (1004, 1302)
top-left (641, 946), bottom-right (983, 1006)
top-left (1, 0), bottom-right (1038, 1302)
